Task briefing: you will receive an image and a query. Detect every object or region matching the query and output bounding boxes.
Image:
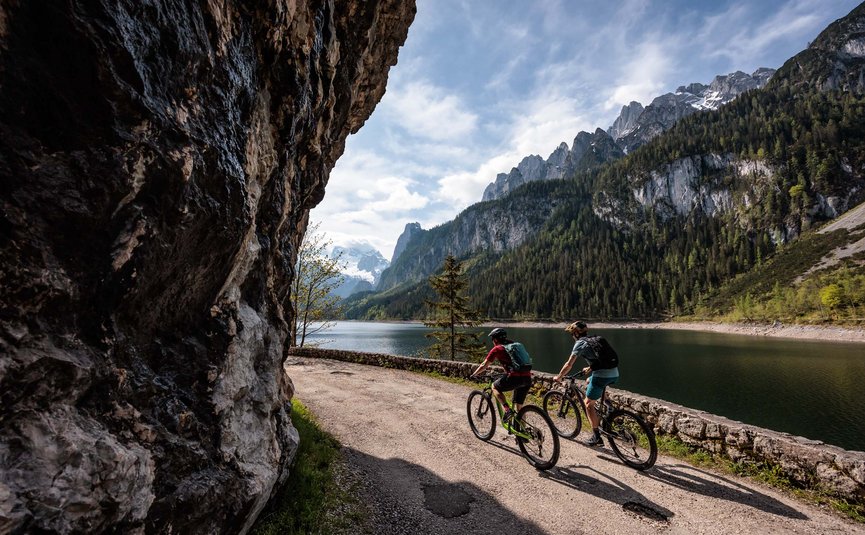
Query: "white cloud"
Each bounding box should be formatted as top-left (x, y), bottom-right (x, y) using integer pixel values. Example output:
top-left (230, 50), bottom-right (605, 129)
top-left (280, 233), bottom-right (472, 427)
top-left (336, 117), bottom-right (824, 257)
top-left (695, 0), bottom-right (852, 69)
top-left (382, 80), bottom-right (478, 141)
top-left (434, 159), bottom-right (511, 207)
top-left (604, 37), bottom-right (678, 110)
top-left (509, 93), bottom-right (593, 156)
top-left (368, 177), bottom-right (430, 213)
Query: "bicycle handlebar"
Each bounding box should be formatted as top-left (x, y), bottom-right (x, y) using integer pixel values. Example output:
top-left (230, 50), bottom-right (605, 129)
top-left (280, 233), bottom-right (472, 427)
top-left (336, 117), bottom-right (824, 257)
top-left (470, 370), bottom-right (504, 382)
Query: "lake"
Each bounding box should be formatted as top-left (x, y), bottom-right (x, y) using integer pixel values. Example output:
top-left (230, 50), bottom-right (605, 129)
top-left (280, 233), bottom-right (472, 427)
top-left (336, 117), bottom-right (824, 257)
top-left (305, 321), bottom-right (865, 451)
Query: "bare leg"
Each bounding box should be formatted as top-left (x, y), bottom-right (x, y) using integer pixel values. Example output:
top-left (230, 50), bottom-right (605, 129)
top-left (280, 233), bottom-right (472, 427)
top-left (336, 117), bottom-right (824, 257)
top-left (492, 387), bottom-right (510, 410)
top-left (585, 398), bottom-right (601, 430)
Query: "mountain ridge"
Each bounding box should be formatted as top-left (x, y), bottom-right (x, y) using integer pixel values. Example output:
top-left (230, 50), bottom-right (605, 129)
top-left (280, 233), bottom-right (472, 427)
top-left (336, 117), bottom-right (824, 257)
top-left (481, 68), bottom-right (775, 203)
top-left (355, 2), bottom-right (865, 322)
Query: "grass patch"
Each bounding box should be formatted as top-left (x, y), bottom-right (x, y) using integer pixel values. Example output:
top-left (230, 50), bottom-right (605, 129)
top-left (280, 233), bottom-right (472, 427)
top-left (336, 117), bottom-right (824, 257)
top-left (251, 400), bottom-right (369, 535)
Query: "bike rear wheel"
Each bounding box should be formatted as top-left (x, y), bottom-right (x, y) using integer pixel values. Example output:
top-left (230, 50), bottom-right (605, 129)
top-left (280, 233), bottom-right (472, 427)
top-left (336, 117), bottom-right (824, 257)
top-left (515, 405), bottom-right (560, 470)
top-left (605, 409), bottom-right (657, 470)
top-left (542, 390), bottom-right (582, 438)
top-left (466, 390), bottom-right (496, 440)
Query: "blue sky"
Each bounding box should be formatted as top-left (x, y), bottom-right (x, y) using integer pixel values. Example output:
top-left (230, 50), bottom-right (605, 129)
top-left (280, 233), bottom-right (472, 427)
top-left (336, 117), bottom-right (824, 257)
top-left (312, 0), bottom-right (862, 260)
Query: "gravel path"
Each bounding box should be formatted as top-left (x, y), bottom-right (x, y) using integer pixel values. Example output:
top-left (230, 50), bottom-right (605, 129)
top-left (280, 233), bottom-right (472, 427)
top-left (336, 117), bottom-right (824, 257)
top-left (286, 357), bottom-right (863, 535)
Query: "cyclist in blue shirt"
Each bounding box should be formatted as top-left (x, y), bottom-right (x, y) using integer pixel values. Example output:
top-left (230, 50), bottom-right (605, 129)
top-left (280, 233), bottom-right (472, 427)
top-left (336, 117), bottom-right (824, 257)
top-left (553, 321), bottom-right (619, 447)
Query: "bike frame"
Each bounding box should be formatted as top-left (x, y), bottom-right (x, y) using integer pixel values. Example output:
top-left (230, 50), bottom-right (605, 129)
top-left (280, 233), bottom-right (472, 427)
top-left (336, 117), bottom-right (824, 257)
top-left (545, 373), bottom-right (658, 470)
top-left (558, 374), bottom-right (613, 434)
top-left (481, 383), bottom-right (533, 440)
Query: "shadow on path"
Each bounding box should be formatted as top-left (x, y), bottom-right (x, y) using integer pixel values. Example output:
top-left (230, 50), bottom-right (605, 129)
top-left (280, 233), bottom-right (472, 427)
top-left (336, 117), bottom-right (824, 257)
top-left (540, 462), bottom-right (675, 523)
top-left (635, 462), bottom-right (808, 520)
top-left (342, 448), bottom-right (547, 534)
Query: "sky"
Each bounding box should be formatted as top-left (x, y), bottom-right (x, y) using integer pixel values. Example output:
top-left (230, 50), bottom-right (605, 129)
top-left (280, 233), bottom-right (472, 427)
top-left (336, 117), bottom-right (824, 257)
top-left (311, 0), bottom-right (862, 261)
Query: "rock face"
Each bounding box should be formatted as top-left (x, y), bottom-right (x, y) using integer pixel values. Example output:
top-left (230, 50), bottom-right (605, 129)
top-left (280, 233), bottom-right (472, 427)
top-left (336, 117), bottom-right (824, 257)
top-left (0, 1), bottom-right (415, 533)
top-left (615, 69), bottom-right (775, 153)
top-left (772, 2), bottom-right (865, 92)
top-left (390, 222), bottom-right (424, 264)
top-left (606, 101), bottom-right (644, 141)
top-left (377, 194), bottom-right (560, 291)
top-left (481, 129), bottom-right (623, 202)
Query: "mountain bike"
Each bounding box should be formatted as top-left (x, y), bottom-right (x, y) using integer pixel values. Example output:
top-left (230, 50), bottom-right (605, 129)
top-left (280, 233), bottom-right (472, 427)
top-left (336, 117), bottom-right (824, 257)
top-left (543, 371), bottom-right (657, 470)
top-left (466, 373), bottom-right (560, 470)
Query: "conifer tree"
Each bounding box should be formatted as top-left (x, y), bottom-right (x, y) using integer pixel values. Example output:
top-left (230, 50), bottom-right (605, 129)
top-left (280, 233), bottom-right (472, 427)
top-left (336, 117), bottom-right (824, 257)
top-left (424, 255), bottom-right (486, 361)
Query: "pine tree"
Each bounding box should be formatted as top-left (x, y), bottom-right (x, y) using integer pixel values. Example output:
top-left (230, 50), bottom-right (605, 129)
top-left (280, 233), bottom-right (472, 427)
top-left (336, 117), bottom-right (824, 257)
top-left (424, 255), bottom-right (486, 361)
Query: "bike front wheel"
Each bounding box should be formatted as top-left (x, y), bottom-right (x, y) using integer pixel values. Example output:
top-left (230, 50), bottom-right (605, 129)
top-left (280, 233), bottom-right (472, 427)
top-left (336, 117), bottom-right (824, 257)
top-left (605, 409), bottom-right (657, 470)
top-left (466, 390), bottom-right (496, 440)
top-left (515, 405), bottom-right (560, 470)
top-left (542, 390), bottom-right (582, 438)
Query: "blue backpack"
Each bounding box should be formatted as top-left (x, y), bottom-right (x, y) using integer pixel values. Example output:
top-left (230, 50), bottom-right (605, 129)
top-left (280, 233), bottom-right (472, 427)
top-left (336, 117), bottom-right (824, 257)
top-left (504, 342), bottom-right (532, 371)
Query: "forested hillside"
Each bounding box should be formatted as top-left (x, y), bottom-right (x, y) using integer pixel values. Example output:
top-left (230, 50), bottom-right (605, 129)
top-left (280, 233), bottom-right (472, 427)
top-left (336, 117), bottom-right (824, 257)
top-left (345, 4), bottom-right (865, 323)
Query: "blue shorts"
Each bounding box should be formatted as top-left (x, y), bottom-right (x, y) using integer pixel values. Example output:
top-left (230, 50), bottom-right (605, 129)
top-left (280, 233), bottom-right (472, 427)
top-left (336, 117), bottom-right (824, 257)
top-left (586, 375), bottom-right (617, 400)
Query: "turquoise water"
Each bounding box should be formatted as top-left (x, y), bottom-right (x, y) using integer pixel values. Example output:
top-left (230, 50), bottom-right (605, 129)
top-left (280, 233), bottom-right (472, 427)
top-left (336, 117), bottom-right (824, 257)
top-left (306, 321), bottom-right (865, 451)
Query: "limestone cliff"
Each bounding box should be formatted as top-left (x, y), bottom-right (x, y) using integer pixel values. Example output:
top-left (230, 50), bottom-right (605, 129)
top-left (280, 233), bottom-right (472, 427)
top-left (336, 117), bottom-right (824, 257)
top-left (0, 1), bottom-right (414, 533)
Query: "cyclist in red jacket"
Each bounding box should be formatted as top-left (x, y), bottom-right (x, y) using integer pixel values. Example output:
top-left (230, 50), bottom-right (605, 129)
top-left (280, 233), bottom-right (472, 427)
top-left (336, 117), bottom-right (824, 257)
top-left (470, 328), bottom-right (532, 424)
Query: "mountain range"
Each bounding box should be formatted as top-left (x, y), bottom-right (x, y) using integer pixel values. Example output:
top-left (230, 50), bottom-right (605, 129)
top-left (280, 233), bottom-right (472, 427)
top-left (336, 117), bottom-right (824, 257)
top-left (329, 244), bottom-right (390, 298)
top-left (345, 3), bottom-right (865, 322)
top-left (482, 68), bottom-right (775, 203)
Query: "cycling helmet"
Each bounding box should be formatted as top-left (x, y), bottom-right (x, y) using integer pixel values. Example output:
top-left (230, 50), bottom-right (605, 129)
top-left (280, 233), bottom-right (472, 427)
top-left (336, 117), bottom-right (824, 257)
top-left (564, 321), bottom-right (588, 335)
top-left (488, 327), bottom-right (507, 340)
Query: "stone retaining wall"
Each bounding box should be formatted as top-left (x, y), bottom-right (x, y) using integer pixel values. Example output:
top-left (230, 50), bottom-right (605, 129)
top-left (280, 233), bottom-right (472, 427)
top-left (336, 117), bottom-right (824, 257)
top-left (289, 347), bottom-right (865, 504)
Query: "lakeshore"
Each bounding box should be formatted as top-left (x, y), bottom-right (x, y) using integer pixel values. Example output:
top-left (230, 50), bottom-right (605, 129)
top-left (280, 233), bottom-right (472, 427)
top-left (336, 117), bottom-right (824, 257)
top-left (478, 320), bottom-right (865, 343)
top-left (310, 320), bottom-right (865, 449)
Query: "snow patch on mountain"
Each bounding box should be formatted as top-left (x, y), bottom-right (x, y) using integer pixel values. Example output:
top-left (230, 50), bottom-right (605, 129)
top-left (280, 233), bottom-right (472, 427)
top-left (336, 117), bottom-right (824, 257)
top-left (329, 243), bottom-right (390, 297)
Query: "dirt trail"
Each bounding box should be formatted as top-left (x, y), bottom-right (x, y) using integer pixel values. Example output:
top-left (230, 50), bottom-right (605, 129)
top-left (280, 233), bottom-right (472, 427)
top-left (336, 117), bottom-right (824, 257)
top-left (286, 357), bottom-right (863, 535)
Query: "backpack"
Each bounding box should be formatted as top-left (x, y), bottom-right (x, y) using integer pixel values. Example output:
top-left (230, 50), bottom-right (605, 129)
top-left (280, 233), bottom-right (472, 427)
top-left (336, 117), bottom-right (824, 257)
top-left (584, 336), bottom-right (619, 369)
top-left (504, 342), bottom-right (532, 371)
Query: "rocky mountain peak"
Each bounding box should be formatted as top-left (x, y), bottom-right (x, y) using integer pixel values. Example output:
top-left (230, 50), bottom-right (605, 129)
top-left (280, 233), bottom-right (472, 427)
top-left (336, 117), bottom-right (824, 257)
top-left (391, 222), bottom-right (424, 263)
top-left (607, 101), bottom-right (645, 140)
top-left (482, 128), bottom-right (624, 202)
top-left (330, 243), bottom-right (390, 298)
top-left (613, 67), bottom-right (775, 152)
top-left (483, 66), bottom-right (774, 203)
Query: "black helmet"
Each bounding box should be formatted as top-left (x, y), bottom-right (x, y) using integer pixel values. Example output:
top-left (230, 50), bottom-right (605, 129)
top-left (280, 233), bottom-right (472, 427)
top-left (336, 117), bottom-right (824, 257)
top-left (488, 327), bottom-right (507, 340)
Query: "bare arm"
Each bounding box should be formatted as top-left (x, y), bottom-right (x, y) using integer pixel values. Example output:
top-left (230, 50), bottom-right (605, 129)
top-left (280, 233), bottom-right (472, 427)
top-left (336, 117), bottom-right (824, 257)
top-left (554, 354), bottom-right (578, 382)
top-left (470, 359), bottom-right (490, 378)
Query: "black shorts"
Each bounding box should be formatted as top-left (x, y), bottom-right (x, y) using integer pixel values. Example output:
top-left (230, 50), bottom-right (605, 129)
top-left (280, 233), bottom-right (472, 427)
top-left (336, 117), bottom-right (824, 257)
top-left (493, 373), bottom-right (532, 405)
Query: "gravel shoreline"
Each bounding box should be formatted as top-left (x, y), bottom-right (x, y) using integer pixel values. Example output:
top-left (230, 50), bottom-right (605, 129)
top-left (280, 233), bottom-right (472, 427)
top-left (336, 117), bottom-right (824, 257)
top-left (478, 320), bottom-right (865, 343)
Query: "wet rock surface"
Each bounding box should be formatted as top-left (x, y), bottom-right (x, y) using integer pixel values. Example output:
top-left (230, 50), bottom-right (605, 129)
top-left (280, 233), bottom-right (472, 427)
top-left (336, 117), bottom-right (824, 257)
top-left (0, 1), bottom-right (414, 533)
